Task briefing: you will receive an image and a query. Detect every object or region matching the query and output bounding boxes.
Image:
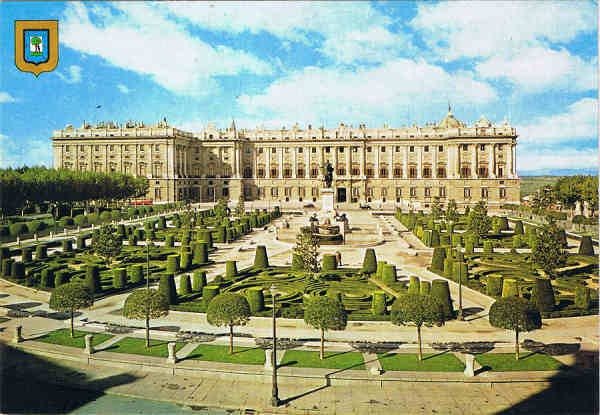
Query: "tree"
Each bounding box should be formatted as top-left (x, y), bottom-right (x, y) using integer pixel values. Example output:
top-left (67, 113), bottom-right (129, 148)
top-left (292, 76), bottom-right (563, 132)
top-left (303, 296), bottom-right (347, 359)
top-left (91, 224), bottom-right (122, 266)
top-left (531, 185), bottom-right (554, 213)
top-left (431, 197), bottom-right (443, 220)
top-left (489, 297), bottom-right (542, 360)
top-left (292, 229), bottom-right (320, 274)
top-left (445, 199), bottom-right (459, 223)
top-left (531, 220), bottom-right (568, 277)
top-left (391, 294), bottom-right (444, 361)
top-left (49, 283), bottom-right (93, 337)
top-left (31, 36), bottom-right (41, 52)
top-left (467, 201), bottom-right (492, 237)
top-left (122, 289), bottom-right (169, 347)
top-left (206, 293), bottom-right (251, 354)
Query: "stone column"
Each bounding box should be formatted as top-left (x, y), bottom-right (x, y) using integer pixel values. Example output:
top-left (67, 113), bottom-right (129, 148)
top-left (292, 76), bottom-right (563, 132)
top-left (508, 144), bottom-right (514, 178)
top-left (278, 148), bottom-right (283, 179)
top-left (265, 148), bottom-right (271, 178)
top-left (253, 148), bottom-right (258, 178)
top-left (264, 349), bottom-right (274, 371)
top-left (13, 326), bottom-right (23, 343)
top-left (305, 150), bottom-right (310, 179)
top-left (432, 145), bottom-right (437, 178)
top-left (446, 145), bottom-right (453, 178)
top-left (388, 146), bottom-right (393, 179)
top-left (456, 144), bottom-right (461, 178)
top-left (463, 353), bottom-right (475, 377)
top-left (374, 145), bottom-right (380, 178)
top-left (417, 146), bottom-right (422, 179)
top-left (292, 148), bottom-right (297, 178)
top-left (318, 147), bottom-right (323, 178)
top-left (345, 147), bottom-right (351, 178)
top-left (85, 334), bottom-right (94, 355)
top-left (471, 145), bottom-right (478, 179)
top-left (167, 342), bottom-right (178, 364)
top-left (488, 144), bottom-right (496, 178)
top-left (332, 146), bottom-right (337, 178)
top-left (360, 146), bottom-right (365, 177)
top-left (402, 146), bottom-right (408, 179)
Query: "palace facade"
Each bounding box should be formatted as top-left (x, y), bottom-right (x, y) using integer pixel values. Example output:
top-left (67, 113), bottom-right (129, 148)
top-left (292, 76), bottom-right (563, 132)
top-left (51, 108), bottom-right (520, 208)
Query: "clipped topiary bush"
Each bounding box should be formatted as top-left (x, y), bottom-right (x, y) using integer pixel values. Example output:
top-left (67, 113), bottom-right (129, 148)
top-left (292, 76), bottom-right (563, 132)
top-left (36, 244), bottom-right (48, 260)
top-left (246, 286), bottom-right (265, 313)
top-left (9, 223), bottom-right (28, 236)
top-left (128, 234), bottom-right (138, 247)
top-left (430, 229), bottom-right (440, 247)
top-left (532, 278), bottom-right (555, 312)
top-left (1, 259), bottom-right (12, 277)
top-left (431, 280), bottom-right (453, 320)
top-left (193, 270), bottom-right (207, 291)
top-left (11, 261), bottom-right (25, 279)
top-left (21, 247), bottom-right (32, 263)
top-left (113, 268), bottom-right (127, 289)
top-left (41, 268), bottom-right (54, 288)
top-left (452, 262), bottom-right (468, 283)
top-left (513, 220), bottom-right (524, 235)
top-left (76, 236), bottom-right (85, 250)
top-left (202, 285), bottom-right (220, 307)
top-left (85, 265), bottom-right (101, 294)
top-left (179, 274), bottom-right (191, 295)
top-left (451, 234), bottom-right (462, 246)
top-left (502, 278), bottom-right (519, 298)
top-left (322, 254), bottom-right (337, 271)
top-left (27, 220), bottom-right (44, 234)
top-left (134, 229), bottom-right (144, 241)
top-left (166, 254), bottom-right (180, 273)
top-left (62, 239), bottom-right (73, 253)
top-left (575, 286), bottom-right (591, 310)
top-left (158, 273), bottom-right (178, 305)
top-left (464, 240), bottom-right (474, 254)
top-left (431, 247), bottom-right (446, 273)
top-left (74, 214), bottom-right (88, 227)
top-left (180, 252), bottom-right (191, 271)
top-left (254, 245), bottom-right (269, 268)
top-left (225, 260), bottom-right (238, 278)
top-left (443, 258), bottom-right (454, 277)
top-left (420, 281), bottom-right (431, 296)
top-left (0, 247), bottom-right (10, 262)
top-left (376, 260), bottom-right (387, 279)
top-left (54, 270), bottom-right (68, 287)
top-left (483, 241), bottom-right (494, 254)
top-left (512, 235), bottom-right (523, 248)
top-left (192, 242), bottom-right (209, 265)
top-left (199, 230), bottom-right (214, 249)
top-left (382, 264), bottom-right (397, 285)
top-left (578, 236), bottom-right (594, 256)
top-left (487, 275), bottom-right (504, 296)
top-left (130, 264), bottom-right (143, 284)
top-left (371, 291), bottom-right (386, 315)
top-left (165, 234), bottom-right (175, 248)
top-left (408, 276), bottom-right (420, 294)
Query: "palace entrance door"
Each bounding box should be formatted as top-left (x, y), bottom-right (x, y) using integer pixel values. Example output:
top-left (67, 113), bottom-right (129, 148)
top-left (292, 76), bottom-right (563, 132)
top-left (337, 187), bottom-right (347, 203)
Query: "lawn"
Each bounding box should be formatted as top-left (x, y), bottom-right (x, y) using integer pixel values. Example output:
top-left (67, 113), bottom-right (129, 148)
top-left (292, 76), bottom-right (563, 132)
top-left (186, 344), bottom-right (265, 365)
top-left (280, 349), bottom-right (365, 370)
top-left (35, 328), bottom-right (113, 349)
top-left (377, 352), bottom-right (465, 372)
top-left (475, 352), bottom-right (566, 371)
top-left (110, 337), bottom-right (186, 358)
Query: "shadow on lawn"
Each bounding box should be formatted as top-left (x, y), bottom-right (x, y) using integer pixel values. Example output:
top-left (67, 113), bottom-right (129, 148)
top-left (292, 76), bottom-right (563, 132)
top-left (183, 344), bottom-right (263, 361)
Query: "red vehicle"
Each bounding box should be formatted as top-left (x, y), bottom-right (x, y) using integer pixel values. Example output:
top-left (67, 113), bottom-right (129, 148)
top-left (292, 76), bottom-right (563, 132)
top-left (131, 200), bottom-right (153, 205)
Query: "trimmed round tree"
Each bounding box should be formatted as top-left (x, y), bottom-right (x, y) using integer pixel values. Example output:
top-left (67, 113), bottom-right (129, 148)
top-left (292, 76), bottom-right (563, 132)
top-left (489, 297), bottom-right (542, 360)
top-left (158, 273), bottom-right (178, 305)
top-left (431, 280), bottom-right (453, 320)
top-left (371, 291), bottom-right (386, 315)
top-left (304, 296), bottom-right (347, 359)
top-left (408, 276), bottom-right (420, 294)
top-left (193, 270), bottom-right (207, 291)
top-left (206, 293), bottom-right (251, 354)
top-left (382, 264), bottom-right (397, 285)
top-left (49, 282), bottom-right (93, 337)
top-left (122, 289), bottom-right (169, 347)
top-left (246, 287), bottom-right (265, 313)
top-left (578, 236), bottom-right (594, 256)
top-left (532, 278), bottom-right (555, 312)
top-left (179, 274), bottom-right (192, 295)
top-left (322, 254), bottom-right (337, 271)
top-left (85, 265), bottom-right (101, 294)
top-left (254, 245), bottom-right (269, 268)
top-left (361, 248), bottom-right (377, 274)
top-left (391, 294), bottom-right (444, 361)
top-left (225, 260), bottom-right (238, 278)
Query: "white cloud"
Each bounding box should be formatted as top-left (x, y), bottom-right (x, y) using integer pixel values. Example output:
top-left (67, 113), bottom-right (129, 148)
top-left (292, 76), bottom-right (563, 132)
top-left (411, 1), bottom-right (596, 61)
top-left (237, 59), bottom-right (497, 126)
top-left (60, 3), bottom-right (273, 98)
top-left (0, 92), bottom-right (18, 103)
top-left (476, 47), bottom-right (596, 92)
top-left (0, 135), bottom-right (51, 168)
top-left (516, 98), bottom-right (596, 144)
top-left (56, 65), bottom-right (82, 84)
top-left (164, 2), bottom-right (411, 64)
top-left (117, 84), bottom-right (131, 94)
top-left (518, 146), bottom-right (598, 172)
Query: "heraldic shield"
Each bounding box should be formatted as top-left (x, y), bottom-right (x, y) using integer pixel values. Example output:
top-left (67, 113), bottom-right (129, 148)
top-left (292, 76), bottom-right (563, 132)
top-left (15, 20), bottom-right (58, 77)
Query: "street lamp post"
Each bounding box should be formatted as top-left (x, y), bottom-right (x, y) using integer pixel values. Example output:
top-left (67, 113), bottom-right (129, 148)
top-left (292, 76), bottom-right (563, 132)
top-left (270, 284), bottom-right (280, 407)
top-left (457, 242), bottom-right (464, 321)
top-left (146, 238), bottom-right (151, 289)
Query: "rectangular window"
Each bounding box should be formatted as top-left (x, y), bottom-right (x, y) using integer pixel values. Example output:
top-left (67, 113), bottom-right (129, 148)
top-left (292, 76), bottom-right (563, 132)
top-left (395, 146), bottom-right (400, 152)
top-left (337, 168), bottom-right (346, 176)
top-left (367, 147), bottom-right (372, 152)
top-left (65, 145), bottom-right (70, 152)
top-left (352, 187), bottom-right (360, 197)
top-left (95, 145), bottom-right (100, 151)
top-left (481, 188), bottom-right (489, 198)
top-left (366, 168), bottom-right (373, 177)
top-left (259, 148), bottom-right (263, 154)
top-left (109, 145), bottom-right (114, 151)
top-left (271, 187), bottom-right (278, 197)
top-left (351, 168), bottom-right (360, 176)
top-left (464, 187), bottom-right (471, 198)
top-left (272, 148), bottom-right (276, 154)
top-left (298, 187), bottom-right (305, 197)
top-left (312, 187), bottom-right (318, 196)
top-left (297, 168), bottom-right (304, 177)
top-left (154, 188), bottom-right (161, 199)
top-left (353, 147), bottom-right (358, 152)
top-left (257, 168), bottom-right (265, 178)
top-left (499, 188), bottom-right (507, 199)
top-left (409, 146), bottom-right (415, 152)
top-left (394, 168), bottom-right (402, 177)
top-left (424, 146), bottom-right (429, 152)
top-left (381, 146), bottom-right (386, 152)
top-left (462, 144), bottom-right (468, 151)
top-left (438, 145), bottom-right (443, 152)
top-left (325, 146), bottom-right (331, 153)
top-left (439, 187), bottom-right (446, 197)
top-left (424, 187), bottom-right (431, 197)
top-left (409, 167), bottom-right (417, 178)
top-left (285, 148), bottom-right (289, 153)
top-left (284, 187), bottom-right (292, 197)
top-left (437, 167), bottom-right (446, 178)
top-left (381, 188), bottom-right (387, 197)
top-left (396, 187), bottom-right (402, 197)
top-left (222, 188), bottom-right (229, 197)
top-left (480, 144), bottom-right (485, 151)
top-left (298, 147), bottom-right (303, 153)
top-left (312, 147), bottom-right (317, 153)
top-left (311, 168), bottom-right (319, 177)
top-left (271, 168), bottom-right (277, 177)
top-left (410, 187), bottom-right (417, 197)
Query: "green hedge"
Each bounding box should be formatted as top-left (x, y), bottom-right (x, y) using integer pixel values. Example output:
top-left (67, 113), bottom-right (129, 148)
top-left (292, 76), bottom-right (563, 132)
top-left (179, 274), bottom-right (192, 295)
top-left (501, 279), bottom-right (519, 297)
top-left (193, 270), bottom-right (207, 291)
top-left (322, 254), bottom-right (337, 271)
top-left (85, 265), bottom-right (101, 294)
top-left (130, 264), bottom-right (143, 284)
top-left (532, 278), bottom-right (555, 312)
top-left (371, 291), bottom-right (386, 315)
top-left (246, 286), bottom-right (265, 313)
top-left (167, 254), bottom-right (180, 273)
top-left (431, 280), bottom-right (453, 320)
top-left (113, 268), bottom-right (127, 289)
top-left (486, 275), bottom-right (503, 296)
top-left (382, 264), bottom-right (397, 285)
top-left (254, 245), bottom-right (269, 268)
top-left (225, 260), bottom-right (238, 278)
top-left (202, 285), bottom-right (220, 307)
top-left (408, 276), bottom-right (420, 294)
top-left (158, 273), bottom-right (178, 305)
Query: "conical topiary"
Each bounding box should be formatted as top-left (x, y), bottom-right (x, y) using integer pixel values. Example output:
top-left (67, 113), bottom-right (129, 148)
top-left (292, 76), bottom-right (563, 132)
top-left (113, 268), bottom-right (127, 289)
top-left (420, 281), bottom-right (431, 295)
top-left (158, 273), bottom-right (178, 305)
top-left (501, 278), bottom-right (519, 297)
top-left (486, 275), bottom-right (503, 296)
top-left (430, 229), bottom-right (440, 247)
top-left (376, 261), bottom-right (387, 279)
top-left (179, 274), bottom-right (192, 295)
top-left (575, 286), bottom-right (591, 310)
top-left (362, 248), bottom-right (377, 274)
top-left (408, 276), bottom-right (420, 294)
top-left (166, 254), bottom-right (180, 273)
top-left (254, 245), bottom-right (269, 268)
top-left (54, 270), bottom-right (68, 287)
top-left (246, 287), bottom-right (264, 313)
top-left (41, 268), bottom-right (54, 288)
top-left (382, 264), bottom-right (397, 285)
top-left (532, 278), bottom-right (555, 312)
top-left (322, 254), bottom-right (337, 271)
top-left (578, 236), bottom-right (594, 256)
top-left (225, 260), bottom-right (238, 278)
top-left (431, 247), bottom-right (446, 273)
top-left (513, 220), bottom-right (524, 235)
top-left (192, 242), bottom-right (209, 265)
top-left (192, 270), bottom-right (207, 291)
top-left (130, 264), bottom-right (143, 284)
top-left (371, 291), bottom-right (386, 315)
top-left (431, 280), bottom-right (453, 320)
top-left (202, 285), bottom-right (220, 307)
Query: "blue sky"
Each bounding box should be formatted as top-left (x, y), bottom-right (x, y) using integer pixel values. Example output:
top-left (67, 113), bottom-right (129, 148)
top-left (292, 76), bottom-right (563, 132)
top-left (1, 1), bottom-right (597, 174)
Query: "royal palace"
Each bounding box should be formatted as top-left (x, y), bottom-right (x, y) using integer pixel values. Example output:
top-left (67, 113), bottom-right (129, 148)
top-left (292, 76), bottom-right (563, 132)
top-left (52, 107), bottom-right (520, 208)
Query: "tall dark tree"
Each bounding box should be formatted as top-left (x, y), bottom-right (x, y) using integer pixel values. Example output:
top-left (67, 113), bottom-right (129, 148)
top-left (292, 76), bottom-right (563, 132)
top-left (467, 201), bottom-right (492, 237)
top-left (531, 220), bottom-right (568, 278)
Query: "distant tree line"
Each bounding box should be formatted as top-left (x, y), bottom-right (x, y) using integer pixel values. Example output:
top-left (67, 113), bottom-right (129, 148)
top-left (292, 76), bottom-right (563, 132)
top-left (0, 166), bottom-right (149, 216)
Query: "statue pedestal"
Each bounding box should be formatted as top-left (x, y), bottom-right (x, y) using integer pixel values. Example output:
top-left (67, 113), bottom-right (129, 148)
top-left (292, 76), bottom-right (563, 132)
top-left (321, 189), bottom-right (335, 214)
